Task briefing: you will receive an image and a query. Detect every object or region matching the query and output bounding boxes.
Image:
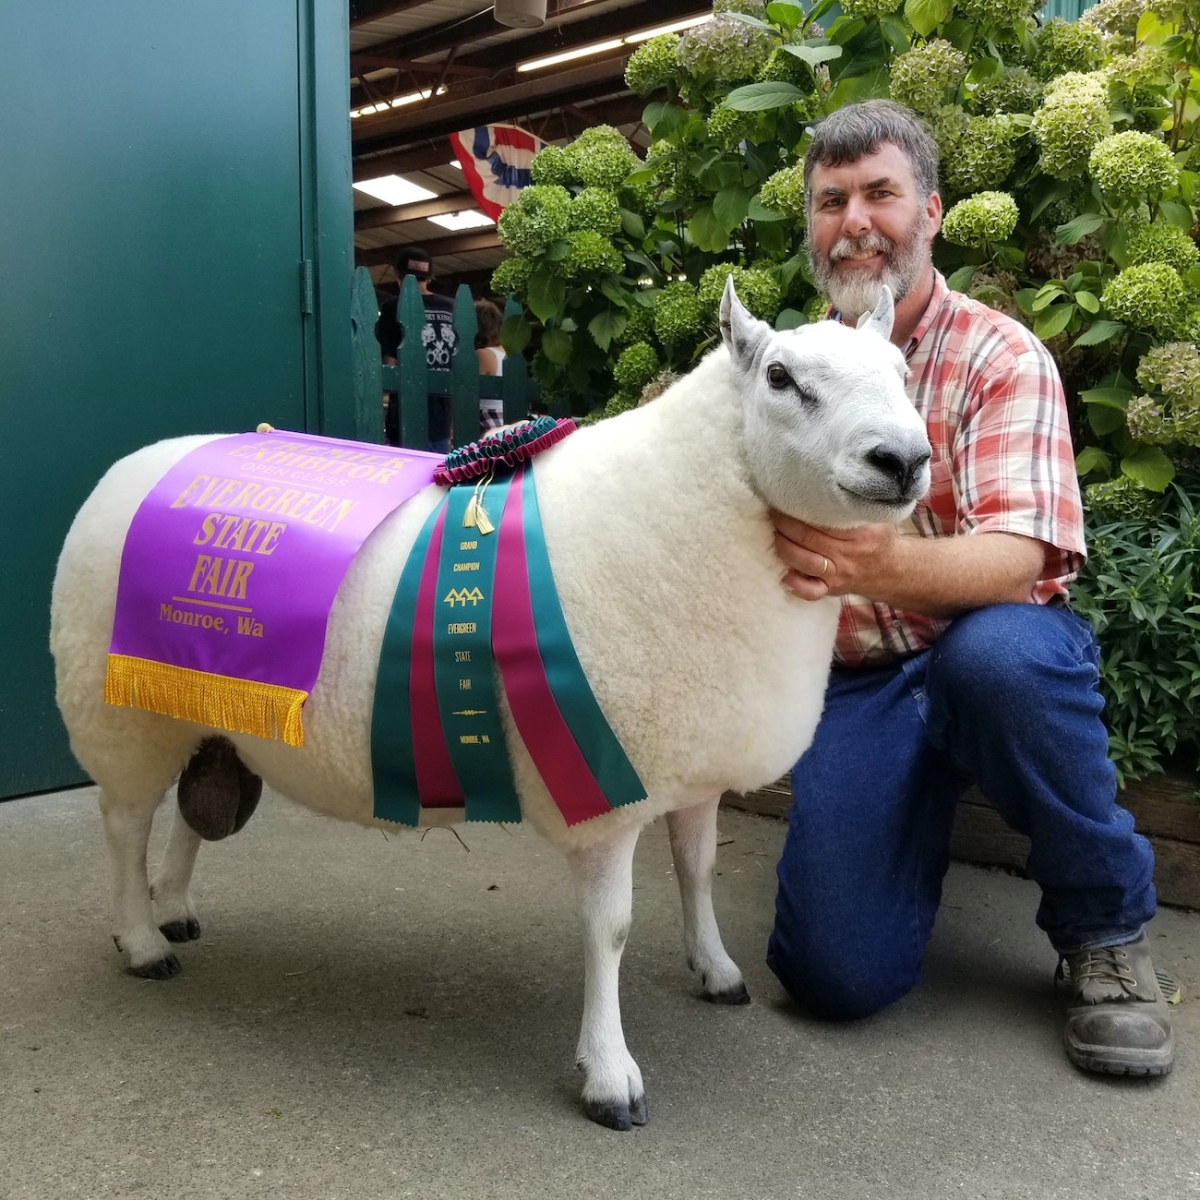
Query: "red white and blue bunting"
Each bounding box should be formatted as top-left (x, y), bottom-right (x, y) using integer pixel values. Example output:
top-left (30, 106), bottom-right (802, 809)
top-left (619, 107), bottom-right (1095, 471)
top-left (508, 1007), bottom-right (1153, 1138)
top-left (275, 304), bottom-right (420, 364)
top-left (449, 123), bottom-right (548, 221)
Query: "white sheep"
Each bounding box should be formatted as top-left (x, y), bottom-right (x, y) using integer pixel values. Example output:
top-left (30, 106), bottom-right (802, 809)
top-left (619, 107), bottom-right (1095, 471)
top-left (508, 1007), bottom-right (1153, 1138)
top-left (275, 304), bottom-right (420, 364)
top-left (50, 282), bottom-right (930, 1130)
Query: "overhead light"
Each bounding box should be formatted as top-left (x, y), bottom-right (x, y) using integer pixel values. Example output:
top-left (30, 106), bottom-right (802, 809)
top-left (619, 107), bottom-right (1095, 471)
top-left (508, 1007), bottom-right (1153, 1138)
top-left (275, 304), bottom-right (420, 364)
top-left (353, 175), bottom-right (438, 206)
top-left (428, 211), bottom-right (495, 231)
top-left (624, 15), bottom-right (710, 42)
top-left (349, 87), bottom-right (446, 119)
top-left (518, 38), bottom-right (623, 72)
top-left (448, 160), bottom-right (462, 169)
top-left (516, 16), bottom-right (713, 72)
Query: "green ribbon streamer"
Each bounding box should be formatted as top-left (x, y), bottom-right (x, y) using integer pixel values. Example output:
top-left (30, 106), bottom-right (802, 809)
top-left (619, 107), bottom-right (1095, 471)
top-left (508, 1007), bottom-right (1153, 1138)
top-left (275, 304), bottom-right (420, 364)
top-left (432, 477), bottom-right (521, 823)
top-left (371, 494), bottom-right (447, 827)
top-left (520, 468), bottom-right (645, 809)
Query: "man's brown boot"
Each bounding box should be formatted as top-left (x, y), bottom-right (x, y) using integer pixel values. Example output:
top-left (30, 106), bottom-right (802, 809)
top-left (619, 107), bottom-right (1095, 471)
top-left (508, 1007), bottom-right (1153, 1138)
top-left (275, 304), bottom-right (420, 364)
top-left (1061, 933), bottom-right (1174, 1077)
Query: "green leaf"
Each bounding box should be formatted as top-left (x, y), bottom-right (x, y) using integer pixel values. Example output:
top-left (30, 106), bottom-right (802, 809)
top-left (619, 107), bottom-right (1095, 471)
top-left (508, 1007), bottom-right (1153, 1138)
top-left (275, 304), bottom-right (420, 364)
top-left (600, 277), bottom-right (631, 307)
top-left (964, 57), bottom-right (1000, 87)
top-left (1080, 386), bottom-right (1134, 411)
top-left (642, 101), bottom-right (687, 141)
top-left (527, 270), bottom-right (566, 323)
top-left (1158, 200), bottom-right (1195, 230)
top-left (945, 265), bottom-right (977, 292)
top-left (782, 43), bottom-right (843, 67)
top-left (1136, 8), bottom-right (1170, 49)
top-left (1055, 212), bottom-right (1106, 245)
top-left (904, 0), bottom-right (952, 38)
top-left (541, 327), bottom-right (572, 365)
top-left (687, 204), bottom-right (727, 252)
top-left (1033, 304), bottom-right (1075, 340)
top-left (775, 308), bottom-right (808, 330)
top-left (1029, 179), bottom-right (1074, 222)
top-left (1074, 290), bottom-right (1100, 314)
top-left (543, 239), bottom-right (571, 263)
top-left (748, 196), bottom-right (788, 221)
top-left (1075, 446), bottom-right (1111, 477)
top-left (1013, 288), bottom-right (1039, 317)
top-left (725, 11), bottom-right (777, 32)
top-left (500, 313), bottom-right (531, 355)
top-left (879, 13), bottom-right (910, 53)
top-left (1121, 445), bottom-right (1175, 492)
top-left (623, 250), bottom-right (659, 275)
top-left (1088, 403), bottom-right (1125, 437)
top-left (1032, 286), bottom-right (1066, 312)
top-left (765, 0), bottom-right (805, 30)
top-left (1072, 320), bottom-right (1126, 348)
top-left (620, 208), bottom-right (646, 240)
top-left (587, 309), bottom-right (627, 352)
top-left (724, 81), bottom-right (807, 111)
top-left (755, 219), bottom-right (788, 255)
top-left (713, 185), bottom-right (751, 233)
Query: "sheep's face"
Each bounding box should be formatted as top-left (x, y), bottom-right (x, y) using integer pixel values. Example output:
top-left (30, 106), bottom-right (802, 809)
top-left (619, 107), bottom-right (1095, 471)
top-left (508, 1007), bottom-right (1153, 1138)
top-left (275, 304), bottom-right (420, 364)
top-left (720, 279), bottom-right (931, 528)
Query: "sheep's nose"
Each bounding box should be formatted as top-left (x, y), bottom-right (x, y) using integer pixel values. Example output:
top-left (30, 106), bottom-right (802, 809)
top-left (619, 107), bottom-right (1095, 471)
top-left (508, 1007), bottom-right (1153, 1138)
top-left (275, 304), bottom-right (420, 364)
top-left (868, 446), bottom-right (931, 497)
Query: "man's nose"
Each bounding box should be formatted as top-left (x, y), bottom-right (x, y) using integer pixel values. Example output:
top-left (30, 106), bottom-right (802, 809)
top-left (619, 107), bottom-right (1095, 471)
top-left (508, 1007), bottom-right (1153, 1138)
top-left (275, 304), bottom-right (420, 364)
top-left (840, 195), bottom-right (871, 235)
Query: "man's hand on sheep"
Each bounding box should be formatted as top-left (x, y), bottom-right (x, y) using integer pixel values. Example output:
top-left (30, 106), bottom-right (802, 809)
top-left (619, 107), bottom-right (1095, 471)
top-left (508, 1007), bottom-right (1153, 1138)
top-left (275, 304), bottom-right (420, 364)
top-left (771, 512), bottom-right (903, 602)
top-left (771, 510), bottom-right (1049, 619)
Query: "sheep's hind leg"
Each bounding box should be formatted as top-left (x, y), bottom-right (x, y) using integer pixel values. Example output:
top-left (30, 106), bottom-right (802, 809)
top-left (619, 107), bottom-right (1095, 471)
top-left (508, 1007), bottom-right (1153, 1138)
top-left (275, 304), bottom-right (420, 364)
top-left (100, 788), bottom-right (180, 978)
top-left (667, 796), bottom-right (749, 1004)
top-left (150, 806), bottom-right (203, 944)
top-left (567, 822), bottom-right (647, 1131)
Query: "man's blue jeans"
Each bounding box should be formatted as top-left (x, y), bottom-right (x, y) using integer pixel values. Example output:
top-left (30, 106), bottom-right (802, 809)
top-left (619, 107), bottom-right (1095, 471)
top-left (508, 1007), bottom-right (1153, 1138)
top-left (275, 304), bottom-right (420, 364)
top-left (766, 603), bottom-right (1157, 1020)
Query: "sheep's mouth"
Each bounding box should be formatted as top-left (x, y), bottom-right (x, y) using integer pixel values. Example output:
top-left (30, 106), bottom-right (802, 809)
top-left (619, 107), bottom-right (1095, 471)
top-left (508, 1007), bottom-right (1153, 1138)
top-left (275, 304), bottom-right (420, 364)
top-left (838, 482), bottom-right (918, 511)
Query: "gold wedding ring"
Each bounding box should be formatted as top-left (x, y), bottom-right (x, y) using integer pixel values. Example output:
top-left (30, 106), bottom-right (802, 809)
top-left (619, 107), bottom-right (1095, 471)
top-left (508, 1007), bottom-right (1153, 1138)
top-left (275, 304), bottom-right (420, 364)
top-left (819, 556), bottom-right (829, 577)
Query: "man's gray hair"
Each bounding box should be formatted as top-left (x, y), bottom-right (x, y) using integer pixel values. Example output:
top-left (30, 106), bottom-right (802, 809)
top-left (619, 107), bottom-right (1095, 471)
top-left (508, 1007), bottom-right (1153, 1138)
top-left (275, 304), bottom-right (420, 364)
top-left (803, 100), bottom-right (940, 208)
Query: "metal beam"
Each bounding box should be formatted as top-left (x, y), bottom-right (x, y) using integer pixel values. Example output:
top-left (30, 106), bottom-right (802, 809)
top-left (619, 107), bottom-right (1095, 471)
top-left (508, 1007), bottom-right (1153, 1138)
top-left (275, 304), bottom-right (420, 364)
top-left (354, 189), bottom-right (476, 231)
top-left (352, 55), bottom-right (628, 153)
top-left (349, 0), bottom-right (438, 28)
top-left (350, 91), bottom-right (647, 181)
top-left (355, 229), bottom-right (503, 268)
top-left (456, 0), bottom-right (707, 70)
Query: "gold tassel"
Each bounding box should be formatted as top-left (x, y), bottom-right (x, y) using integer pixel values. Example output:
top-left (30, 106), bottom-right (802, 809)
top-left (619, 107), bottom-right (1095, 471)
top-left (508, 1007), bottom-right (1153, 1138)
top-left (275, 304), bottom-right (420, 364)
top-left (104, 654), bottom-right (308, 747)
top-left (462, 472), bottom-right (496, 535)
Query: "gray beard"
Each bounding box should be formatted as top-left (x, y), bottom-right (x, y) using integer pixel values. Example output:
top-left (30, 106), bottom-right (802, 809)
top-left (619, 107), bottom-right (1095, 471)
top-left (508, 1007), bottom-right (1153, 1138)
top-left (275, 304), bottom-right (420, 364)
top-left (807, 215), bottom-right (929, 324)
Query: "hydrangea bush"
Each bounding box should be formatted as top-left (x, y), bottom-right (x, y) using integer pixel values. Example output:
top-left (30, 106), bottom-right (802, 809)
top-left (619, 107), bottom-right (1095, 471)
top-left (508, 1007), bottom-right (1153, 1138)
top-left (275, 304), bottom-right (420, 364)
top-left (496, 0), bottom-right (1197, 448)
top-left (491, 0), bottom-right (1200, 783)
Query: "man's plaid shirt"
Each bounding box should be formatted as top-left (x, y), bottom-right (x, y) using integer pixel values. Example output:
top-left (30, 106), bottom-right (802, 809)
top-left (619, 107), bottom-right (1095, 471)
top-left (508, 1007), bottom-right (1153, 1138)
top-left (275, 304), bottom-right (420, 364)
top-left (834, 271), bottom-right (1087, 668)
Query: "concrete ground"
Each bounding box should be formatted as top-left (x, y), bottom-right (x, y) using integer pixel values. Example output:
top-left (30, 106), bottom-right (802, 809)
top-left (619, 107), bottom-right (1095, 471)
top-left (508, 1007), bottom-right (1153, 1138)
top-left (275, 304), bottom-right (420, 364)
top-left (2, 787), bottom-right (1198, 1200)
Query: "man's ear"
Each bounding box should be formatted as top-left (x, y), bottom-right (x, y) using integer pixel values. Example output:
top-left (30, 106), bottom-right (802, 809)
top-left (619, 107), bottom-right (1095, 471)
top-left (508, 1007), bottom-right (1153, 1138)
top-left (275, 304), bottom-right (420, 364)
top-left (926, 188), bottom-right (943, 240)
top-left (719, 275), bottom-right (770, 372)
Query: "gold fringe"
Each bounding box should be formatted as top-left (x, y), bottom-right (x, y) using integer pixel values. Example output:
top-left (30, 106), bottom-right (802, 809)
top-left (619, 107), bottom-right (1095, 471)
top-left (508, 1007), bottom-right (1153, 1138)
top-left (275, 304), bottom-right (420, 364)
top-left (104, 654), bottom-right (307, 747)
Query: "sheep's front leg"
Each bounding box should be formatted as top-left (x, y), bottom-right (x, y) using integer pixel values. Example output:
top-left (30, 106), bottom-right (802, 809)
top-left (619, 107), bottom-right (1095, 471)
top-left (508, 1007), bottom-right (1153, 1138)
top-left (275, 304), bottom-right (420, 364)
top-left (150, 805), bottom-right (203, 944)
top-left (567, 822), bottom-right (647, 1131)
top-left (667, 797), bottom-right (749, 1004)
top-left (99, 789), bottom-right (180, 978)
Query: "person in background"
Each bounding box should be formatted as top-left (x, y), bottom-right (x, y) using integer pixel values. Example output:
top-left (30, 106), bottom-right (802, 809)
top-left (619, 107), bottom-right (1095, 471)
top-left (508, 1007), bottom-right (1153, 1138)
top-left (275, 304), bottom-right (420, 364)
top-left (475, 297), bottom-right (506, 435)
top-left (766, 99), bottom-right (1174, 1077)
top-left (375, 246), bottom-right (455, 453)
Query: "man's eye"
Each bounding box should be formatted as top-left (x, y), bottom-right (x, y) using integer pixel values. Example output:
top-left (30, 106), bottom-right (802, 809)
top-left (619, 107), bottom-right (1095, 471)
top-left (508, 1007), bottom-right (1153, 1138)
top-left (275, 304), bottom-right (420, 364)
top-left (766, 363), bottom-right (792, 389)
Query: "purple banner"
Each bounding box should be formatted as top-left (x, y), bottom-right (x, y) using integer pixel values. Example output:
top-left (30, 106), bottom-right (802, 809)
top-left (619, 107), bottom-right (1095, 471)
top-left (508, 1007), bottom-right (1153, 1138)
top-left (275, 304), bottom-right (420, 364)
top-left (107, 431), bottom-right (441, 743)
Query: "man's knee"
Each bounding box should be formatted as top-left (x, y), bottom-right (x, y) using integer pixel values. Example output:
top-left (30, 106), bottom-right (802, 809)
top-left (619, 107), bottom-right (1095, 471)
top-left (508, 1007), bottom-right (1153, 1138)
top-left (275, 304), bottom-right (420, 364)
top-left (929, 603), bottom-right (1097, 714)
top-left (766, 928), bottom-right (920, 1021)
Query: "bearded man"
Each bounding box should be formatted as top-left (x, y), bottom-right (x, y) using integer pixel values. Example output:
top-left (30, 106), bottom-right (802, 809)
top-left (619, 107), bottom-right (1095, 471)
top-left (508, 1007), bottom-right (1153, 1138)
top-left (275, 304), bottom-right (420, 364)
top-left (767, 100), bottom-right (1175, 1076)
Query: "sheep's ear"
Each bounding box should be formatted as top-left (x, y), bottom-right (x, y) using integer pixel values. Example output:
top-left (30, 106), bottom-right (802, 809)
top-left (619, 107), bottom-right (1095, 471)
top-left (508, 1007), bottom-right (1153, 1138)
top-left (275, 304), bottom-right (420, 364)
top-left (719, 276), bottom-right (770, 371)
top-left (855, 285), bottom-right (894, 341)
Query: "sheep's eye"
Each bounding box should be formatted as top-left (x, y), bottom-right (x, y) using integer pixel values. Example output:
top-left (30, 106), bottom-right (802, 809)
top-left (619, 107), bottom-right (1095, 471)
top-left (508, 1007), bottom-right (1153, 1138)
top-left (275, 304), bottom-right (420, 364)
top-left (766, 363), bottom-right (792, 389)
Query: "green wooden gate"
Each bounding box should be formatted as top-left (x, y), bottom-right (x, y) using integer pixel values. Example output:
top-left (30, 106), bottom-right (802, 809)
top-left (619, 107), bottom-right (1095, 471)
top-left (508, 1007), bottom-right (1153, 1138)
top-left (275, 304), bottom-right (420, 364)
top-left (0, 1), bottom-right (355, 798)
top-left (354, 271), bottom-right (541, 450)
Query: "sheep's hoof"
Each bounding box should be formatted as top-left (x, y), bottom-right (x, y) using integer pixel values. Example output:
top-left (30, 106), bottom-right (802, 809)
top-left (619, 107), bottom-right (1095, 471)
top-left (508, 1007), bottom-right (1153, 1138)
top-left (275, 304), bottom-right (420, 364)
top-left (128, 953), bottom-right (181, 980)
top-left (583, 1094), bottom-right (648, 1131)
top-left (704, 981), bottom-right (751, 1006)
top-left (159, 918), bottom-right (201, 943)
